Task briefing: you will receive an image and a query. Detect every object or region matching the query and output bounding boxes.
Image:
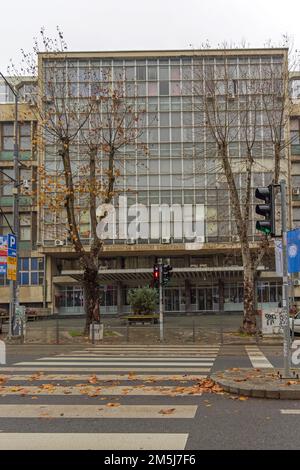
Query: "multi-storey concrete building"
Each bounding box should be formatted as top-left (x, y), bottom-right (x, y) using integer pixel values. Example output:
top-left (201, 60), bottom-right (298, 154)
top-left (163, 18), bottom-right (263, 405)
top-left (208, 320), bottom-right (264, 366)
top-left (0, 77), bottom-right (47, 313)
top-left (0, 48), bottom-right (295, 316)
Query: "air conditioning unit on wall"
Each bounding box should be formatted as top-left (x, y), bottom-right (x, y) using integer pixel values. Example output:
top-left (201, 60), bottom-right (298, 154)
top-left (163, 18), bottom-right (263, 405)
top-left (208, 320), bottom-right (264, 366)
top-left (162, 237), bottom-right (171, 244)
top-left (293, 187), bottom-right (300, 195)
top-left (126, 238), bottom-right (136, 245)
top-left (54, 239), bottom-right (65, 247)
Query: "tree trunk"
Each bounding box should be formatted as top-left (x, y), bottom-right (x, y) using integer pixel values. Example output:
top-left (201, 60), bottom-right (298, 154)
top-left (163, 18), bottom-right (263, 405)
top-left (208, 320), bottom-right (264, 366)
top-left (83, 266), bottom-right (100, 335)
top-left (242, 262), bottom-right (257, 334)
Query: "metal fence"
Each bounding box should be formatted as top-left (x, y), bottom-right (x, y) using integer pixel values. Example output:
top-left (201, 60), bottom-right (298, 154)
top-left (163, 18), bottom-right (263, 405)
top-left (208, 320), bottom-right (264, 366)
top-left (0, 313), bottom-right (279, 345)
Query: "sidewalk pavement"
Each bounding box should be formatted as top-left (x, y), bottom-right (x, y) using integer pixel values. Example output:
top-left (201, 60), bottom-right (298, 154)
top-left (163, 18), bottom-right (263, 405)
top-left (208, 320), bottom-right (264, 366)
top-left (211, 368), bottom-right (300, 399)
top-left (1, 313), bottom-right (284, 345)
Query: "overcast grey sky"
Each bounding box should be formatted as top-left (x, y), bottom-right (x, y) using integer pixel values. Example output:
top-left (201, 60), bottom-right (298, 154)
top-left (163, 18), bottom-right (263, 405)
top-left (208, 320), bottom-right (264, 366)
top-left (1, 0), bottom-right (300, 73)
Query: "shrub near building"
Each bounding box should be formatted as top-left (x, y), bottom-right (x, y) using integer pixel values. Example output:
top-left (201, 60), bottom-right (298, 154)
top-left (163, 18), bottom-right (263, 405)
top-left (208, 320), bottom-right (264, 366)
top-left (128, 287), bottom-right (159, 315)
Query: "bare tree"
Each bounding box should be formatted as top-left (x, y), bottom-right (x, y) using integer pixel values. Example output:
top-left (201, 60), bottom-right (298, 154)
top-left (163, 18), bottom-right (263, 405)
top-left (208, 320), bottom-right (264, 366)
top-left (11, 29), bottom-right (146, 333)
top-left (193, 49), bottom-right (290, 333)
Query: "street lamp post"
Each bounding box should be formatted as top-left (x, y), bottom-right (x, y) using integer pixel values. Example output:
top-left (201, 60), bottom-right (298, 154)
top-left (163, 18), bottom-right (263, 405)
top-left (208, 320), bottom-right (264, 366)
top-left (0, 72), bottom-right (20, 337)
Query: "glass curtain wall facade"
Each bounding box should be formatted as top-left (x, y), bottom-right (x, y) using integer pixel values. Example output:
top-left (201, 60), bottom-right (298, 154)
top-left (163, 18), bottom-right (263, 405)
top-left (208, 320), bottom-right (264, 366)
top-left (41, 52), bottom-right (285, 244)
top-left (39, 50), bottom-right (286, 315)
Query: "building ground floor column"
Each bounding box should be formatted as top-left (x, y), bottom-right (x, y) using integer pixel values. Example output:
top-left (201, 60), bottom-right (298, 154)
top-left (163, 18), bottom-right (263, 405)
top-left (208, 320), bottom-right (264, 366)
top-left (218, 279), bottom-right (224, 313)
top-left (185, 280), bottom-right (191, 313)
top-left (117, 281), bottom-right (123, 316)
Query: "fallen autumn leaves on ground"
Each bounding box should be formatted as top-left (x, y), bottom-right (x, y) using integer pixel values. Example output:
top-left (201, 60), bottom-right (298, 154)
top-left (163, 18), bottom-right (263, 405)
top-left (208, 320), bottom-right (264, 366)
top-left (0, 375), bottom-right (238, 400)
top-left (159, 408), bottom-right (176, 415)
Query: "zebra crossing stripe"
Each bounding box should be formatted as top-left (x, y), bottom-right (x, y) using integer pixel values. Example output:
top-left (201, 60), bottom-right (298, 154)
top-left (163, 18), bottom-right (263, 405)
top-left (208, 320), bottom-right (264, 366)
top-left (59, 352), bottom-right (219, 356)
top-left (35, 356), bottom-right (215, 362)
top-left (69, 345), bottom-right (220, 353)
top-left (2, 374), bottom-right (206, 381)
top-left (0, 404), bottom-right (197, 418)
top-left (245, 346), bottom-right (273, 368)
top-left (0, 433), bottom-right (188, 450)
top-left (13, 361), bottom-right (214, 367)
top-left (77, 345), bottom-right (219, 348)
top-left (280, 410), bottom-right (300, 414)
top-left (0, 385), bottom-right (203, 396)
top-left (1, 367), bottom-right (210, 372)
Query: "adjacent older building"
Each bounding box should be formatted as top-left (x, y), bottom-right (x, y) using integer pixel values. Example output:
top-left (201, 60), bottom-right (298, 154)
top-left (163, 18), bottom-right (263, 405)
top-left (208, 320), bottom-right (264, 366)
top-left (0, 77), bottom-right (46, 311)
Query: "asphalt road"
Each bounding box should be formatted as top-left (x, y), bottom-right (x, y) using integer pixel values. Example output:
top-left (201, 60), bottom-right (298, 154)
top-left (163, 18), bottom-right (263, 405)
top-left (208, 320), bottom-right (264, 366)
top-left (0, 344), bottom-right (299, 450)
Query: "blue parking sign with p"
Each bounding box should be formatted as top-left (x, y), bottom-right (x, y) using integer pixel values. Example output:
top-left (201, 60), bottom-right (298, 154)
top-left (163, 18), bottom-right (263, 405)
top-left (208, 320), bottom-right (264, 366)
top-left (8, 234), bottom-right (17, 257)
top-left (8, 234), bottom-right (17, 250)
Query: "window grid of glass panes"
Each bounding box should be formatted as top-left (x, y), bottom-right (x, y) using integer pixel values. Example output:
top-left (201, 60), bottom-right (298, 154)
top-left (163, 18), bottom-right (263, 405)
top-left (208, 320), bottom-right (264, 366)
top-left (19, 257), bottom-right (44, 285)
top-left (42, 53), bottom-right (286, 244)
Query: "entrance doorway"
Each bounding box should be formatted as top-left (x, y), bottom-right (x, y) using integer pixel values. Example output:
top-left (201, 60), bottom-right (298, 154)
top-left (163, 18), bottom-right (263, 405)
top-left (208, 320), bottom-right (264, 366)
top-left (164, 288), bottom-right (180, 312)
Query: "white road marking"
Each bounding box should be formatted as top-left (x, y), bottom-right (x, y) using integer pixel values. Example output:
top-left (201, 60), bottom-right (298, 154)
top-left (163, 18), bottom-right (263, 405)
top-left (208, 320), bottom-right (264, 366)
top-left (77, 345), bottom-right (220, 349)
top-left (0, 433), bottom-right (188, 450)
top-left (245, 346), bottom-right (273, 368)
top-left (0, 367), bottom-right (210, 372)
top-left (36, 356), bottom-right (215, 362)
top-left (0, 384), bottom-right (203, 395)
top-left (58, 353), bottom-right (218, 357)
top-left (0, 404), bottom-right (197, 418)
top-left (280, 410), bottom-right (300, 414)
top-left (13, 361), bottom-right (214, 366)
top-left (1, 374), bottom-right (206, 381)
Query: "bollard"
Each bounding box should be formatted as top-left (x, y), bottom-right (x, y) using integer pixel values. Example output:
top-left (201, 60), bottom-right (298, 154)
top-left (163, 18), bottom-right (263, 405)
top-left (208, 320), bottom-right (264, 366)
top-left (92, 320), bottom-right (95, 345)
top-left (20, 320), bottom-right (24, 344)
top-left (56, 317), bottom-right (59, 345)
top-left (0, 340), bottom-right (6, 364)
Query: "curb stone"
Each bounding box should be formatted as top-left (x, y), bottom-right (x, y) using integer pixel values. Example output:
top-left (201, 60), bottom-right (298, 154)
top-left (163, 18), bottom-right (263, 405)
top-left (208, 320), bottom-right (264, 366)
top-left (211, 368), bottom-right (300, 400)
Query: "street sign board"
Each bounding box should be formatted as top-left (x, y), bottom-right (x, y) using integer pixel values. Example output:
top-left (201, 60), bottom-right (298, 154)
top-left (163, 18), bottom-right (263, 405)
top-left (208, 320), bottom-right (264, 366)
top-left (8, 234), bottom-right (17, 251)
top-left (0, 265), bottom-right (6, 275)
top-left (7, 266), bottom-right (16, 280)
top-left (0, 235), bottom-right (8, 254)
top-left (7, 248), bottom-right (16, 257)
top-left (287, 228), bottom-right (300, 274)
top-left (0, 236), bottom-right (8, 275)
top-left (7, 234), bottom-right (17, 281)
top-left (7, 256), bottom-right (17, 266)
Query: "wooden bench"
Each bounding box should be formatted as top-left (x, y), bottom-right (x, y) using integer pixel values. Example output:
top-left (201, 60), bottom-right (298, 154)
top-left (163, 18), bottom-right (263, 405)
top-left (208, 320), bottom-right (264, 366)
top-left (125, 315), bottom-right (159, 325)
top-left (25, 308), bottom-right (51, 321)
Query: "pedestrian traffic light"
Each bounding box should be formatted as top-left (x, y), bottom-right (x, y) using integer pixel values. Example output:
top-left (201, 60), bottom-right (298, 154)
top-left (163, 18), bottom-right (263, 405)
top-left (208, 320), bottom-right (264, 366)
top-left (152, 264), bottom-right (160, 288)
top-left (255, 185), bottom-right (275, 237)
top-left (162, 264), bottom-right (173, 285)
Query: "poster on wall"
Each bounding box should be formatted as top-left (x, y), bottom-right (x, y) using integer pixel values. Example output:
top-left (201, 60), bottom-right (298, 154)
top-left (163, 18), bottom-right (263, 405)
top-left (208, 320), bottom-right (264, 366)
top-left (0, 235), bottom-right (8, 275)
top-left (262, 309), bottom-right (282, 335)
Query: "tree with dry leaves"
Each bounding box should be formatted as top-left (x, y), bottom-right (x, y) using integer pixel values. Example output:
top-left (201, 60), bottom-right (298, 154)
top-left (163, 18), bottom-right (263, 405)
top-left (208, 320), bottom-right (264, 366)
top-left (11, 28), bottom-right (146, 333)
top-left (193, 48), bottom-right (291, 333)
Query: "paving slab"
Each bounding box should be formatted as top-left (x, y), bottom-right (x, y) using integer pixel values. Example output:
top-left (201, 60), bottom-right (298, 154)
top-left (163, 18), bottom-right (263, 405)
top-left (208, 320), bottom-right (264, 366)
top-left (211, 368), bottom-right (300, 399)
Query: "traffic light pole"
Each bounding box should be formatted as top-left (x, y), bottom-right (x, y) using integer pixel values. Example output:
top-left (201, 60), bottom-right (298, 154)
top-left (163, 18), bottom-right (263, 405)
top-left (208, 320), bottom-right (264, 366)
top-left (280, 180), bottom-right (291, 378)
top-left (159, 261), bottom-right (164, 342)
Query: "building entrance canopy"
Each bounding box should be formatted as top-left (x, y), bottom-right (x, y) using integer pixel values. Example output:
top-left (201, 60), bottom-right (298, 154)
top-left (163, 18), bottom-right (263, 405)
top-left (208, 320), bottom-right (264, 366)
top-left (60, 266), bottom-right (264, 283)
